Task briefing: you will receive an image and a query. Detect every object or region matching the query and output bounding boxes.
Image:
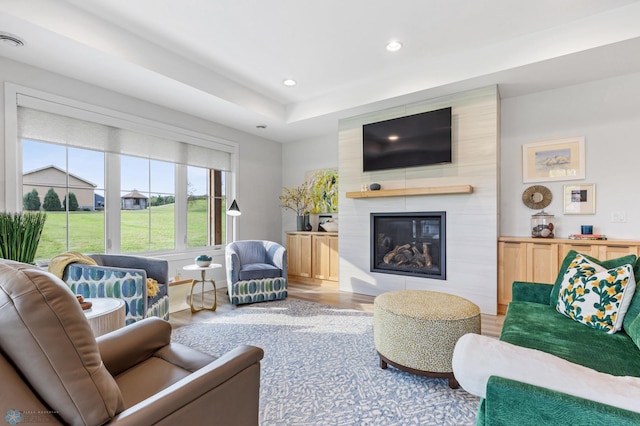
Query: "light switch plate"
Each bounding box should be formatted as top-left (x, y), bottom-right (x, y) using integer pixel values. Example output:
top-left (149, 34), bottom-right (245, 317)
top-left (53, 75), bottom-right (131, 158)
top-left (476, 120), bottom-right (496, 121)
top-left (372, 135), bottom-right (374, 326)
top-left (611, 211), bottom-right (627, 223)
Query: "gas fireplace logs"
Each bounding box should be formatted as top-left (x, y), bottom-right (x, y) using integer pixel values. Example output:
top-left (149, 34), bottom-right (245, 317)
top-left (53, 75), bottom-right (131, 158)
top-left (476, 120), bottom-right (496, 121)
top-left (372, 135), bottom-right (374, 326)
top-left (382, 243), bottom-right (432, 269)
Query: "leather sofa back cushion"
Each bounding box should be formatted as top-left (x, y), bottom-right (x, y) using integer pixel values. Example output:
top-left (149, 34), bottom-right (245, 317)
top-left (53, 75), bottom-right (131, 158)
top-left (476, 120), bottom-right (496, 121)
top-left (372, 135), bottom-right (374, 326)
top-left (0, 260), bottom-right (124, 426)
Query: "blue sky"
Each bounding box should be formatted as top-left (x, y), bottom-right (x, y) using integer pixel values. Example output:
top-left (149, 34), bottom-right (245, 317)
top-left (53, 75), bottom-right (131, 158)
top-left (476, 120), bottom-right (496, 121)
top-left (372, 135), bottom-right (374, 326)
top-left (22, 139), bottom-right (210, 195)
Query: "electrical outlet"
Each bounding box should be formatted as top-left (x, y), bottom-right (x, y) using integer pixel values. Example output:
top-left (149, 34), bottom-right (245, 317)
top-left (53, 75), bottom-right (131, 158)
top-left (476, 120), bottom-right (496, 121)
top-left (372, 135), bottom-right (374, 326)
top-left (611, 211), bottom-right (627, 223)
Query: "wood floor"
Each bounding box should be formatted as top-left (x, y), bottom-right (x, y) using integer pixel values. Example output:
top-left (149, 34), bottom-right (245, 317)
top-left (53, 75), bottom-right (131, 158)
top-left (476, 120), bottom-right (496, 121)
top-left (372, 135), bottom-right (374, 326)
top-left (169, 281), bottom-right (505, 338)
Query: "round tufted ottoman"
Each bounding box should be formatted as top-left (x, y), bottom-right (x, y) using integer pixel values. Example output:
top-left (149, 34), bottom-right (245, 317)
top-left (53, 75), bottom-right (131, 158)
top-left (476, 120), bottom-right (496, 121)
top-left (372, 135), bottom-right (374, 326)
top-left (373, 290), bottom-right (481, 388)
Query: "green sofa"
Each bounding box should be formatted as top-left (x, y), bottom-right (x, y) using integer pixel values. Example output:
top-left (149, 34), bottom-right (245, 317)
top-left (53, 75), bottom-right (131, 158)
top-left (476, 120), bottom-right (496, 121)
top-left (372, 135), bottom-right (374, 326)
top-left (453, 250), bottom-right (640, 425)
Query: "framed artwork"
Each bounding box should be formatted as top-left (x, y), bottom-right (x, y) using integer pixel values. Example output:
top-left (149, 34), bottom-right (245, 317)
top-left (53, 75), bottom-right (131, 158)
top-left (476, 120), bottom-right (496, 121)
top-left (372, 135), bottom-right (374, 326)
top-left (563, 183), bottom-right (596, 215)
top-left (305, 169), bottom-right (338, 213)
top-left (522, 137), bottom-right (585, 183)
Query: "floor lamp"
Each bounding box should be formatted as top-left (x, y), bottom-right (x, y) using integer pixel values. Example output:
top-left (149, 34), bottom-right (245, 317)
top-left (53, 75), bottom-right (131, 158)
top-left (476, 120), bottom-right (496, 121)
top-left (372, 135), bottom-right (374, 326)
top-left (227, 199), bottom-right (241, 241)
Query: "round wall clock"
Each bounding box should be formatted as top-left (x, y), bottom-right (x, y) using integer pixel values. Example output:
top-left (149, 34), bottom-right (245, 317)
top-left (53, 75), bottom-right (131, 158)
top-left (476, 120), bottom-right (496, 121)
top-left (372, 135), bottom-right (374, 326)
top-left (522, 185), bottom-right (552, 210)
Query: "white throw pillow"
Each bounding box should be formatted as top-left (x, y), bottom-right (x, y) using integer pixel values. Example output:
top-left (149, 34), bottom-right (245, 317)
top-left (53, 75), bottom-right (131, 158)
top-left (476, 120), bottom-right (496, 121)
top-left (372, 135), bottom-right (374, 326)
top-left (556, 253), bottom-right (636, 333)
top-left (452, 333), bottom-right (640, 414)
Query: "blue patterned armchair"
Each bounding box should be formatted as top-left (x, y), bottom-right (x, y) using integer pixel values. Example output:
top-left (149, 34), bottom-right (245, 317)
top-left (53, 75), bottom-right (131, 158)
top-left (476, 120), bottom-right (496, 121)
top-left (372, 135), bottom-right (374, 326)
top-left (225, 240), bottom-right (288, 305)
top-left (63, 254), bottom-right (169, 324)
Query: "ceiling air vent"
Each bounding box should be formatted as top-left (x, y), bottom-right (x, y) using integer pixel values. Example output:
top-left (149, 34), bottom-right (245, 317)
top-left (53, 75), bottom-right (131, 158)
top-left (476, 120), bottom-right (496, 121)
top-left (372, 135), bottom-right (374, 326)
top-left (0, 33), bottom-right (25, 47)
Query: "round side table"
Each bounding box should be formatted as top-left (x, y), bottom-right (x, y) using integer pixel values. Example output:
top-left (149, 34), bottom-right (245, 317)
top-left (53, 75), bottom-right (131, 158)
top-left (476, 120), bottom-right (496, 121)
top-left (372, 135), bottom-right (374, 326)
top-left (183, 263), bottom-right (222, 313)
top-left (83, 298), bottom-right (126, 337)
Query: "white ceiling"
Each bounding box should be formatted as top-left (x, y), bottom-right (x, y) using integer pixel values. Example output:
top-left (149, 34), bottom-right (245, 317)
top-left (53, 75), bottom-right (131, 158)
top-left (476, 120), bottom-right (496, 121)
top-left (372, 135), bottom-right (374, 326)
top-left (1, 0), bottom-right (640, 143)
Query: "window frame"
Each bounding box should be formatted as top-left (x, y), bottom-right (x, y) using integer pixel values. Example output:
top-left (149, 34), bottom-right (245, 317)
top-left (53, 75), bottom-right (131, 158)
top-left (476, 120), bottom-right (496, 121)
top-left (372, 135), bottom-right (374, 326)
top-left (5, 83), bottom-right (239, 257)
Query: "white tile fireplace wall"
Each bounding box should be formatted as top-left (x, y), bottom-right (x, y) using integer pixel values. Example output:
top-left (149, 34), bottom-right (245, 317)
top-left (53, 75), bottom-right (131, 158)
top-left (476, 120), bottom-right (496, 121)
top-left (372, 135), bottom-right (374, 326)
top-left (338, 86), bottom-right (500, 314)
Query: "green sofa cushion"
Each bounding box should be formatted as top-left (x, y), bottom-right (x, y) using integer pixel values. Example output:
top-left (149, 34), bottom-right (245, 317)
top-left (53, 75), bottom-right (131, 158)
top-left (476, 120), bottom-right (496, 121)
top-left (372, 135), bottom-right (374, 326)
top-left (501, 301), bottom-right (640, 377)
top-left (625, 303), bottom-right (640, 350)
top-left (623, 257), bottom-right (640, 349)
top-left (512, 281), bottom-right (553, 304)
top-left (550, 250), bottom-right (637, 309)
top-left (482, 376), bottom-right (640, 426)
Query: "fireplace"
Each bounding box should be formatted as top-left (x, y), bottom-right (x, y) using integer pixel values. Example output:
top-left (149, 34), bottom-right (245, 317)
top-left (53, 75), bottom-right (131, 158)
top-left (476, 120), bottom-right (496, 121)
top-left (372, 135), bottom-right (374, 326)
top-left (371, 212), bottom-right (446, 280)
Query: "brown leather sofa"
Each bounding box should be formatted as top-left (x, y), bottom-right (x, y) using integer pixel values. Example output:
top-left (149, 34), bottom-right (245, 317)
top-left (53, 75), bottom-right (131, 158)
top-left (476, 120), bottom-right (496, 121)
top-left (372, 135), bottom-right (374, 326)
top-left (0, 259), bottom-right (264, 425)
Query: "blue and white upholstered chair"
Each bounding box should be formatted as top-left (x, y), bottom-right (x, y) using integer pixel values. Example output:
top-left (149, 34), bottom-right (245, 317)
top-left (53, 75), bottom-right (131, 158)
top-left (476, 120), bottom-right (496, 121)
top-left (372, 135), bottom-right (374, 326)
top-left (63, 254), bottom-right (169, 324)
top-left (225, 240), bottom-right (288, 305)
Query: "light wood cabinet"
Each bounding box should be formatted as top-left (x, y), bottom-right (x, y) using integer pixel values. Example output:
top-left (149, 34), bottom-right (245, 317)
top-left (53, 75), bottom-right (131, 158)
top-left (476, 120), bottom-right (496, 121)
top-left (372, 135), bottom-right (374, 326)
top-left (287, 232), bottom-right (338, 286)
top-left (287, 233), bottom-right (312, 278)
top-left (312, 234), bottom-right (339, 281)
top-left (498, 237), bottom-right (640, 314)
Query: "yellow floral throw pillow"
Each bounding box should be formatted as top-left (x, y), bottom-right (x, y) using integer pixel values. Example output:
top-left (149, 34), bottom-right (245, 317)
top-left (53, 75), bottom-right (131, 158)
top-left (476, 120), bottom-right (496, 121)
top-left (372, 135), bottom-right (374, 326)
top-left (556, 253), bottom-right (636, 334)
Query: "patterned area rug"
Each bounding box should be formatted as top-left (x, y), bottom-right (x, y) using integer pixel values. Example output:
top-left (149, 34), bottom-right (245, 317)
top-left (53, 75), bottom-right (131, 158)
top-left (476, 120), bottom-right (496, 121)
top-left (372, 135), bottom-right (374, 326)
top-left (171, 298), bottom-right (479, 425)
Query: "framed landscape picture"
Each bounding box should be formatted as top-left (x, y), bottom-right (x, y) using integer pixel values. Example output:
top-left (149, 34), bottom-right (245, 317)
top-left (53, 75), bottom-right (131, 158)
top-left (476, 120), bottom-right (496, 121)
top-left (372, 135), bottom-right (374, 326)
top-left (522, 137), bottom-right (585, 183)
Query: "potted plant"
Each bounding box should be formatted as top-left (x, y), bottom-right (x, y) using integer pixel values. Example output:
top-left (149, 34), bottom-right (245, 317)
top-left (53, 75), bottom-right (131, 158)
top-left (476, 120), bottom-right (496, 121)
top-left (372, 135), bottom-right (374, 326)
top-left (0, 211), bottom-right (47, 264)
top-left (279, 182), bottom-right (313, 231)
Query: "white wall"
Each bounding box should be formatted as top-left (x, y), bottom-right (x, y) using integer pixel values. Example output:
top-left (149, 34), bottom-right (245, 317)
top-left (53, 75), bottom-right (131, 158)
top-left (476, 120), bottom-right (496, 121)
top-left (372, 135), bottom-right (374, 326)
top-left (338, 86), bottom-right (500, 314)
top-left (0, 56), bottom-right (283, 284)
top-left (501, 72), bottom-right (640, 239)
top-left (281, 133), bottom-right (338, 238)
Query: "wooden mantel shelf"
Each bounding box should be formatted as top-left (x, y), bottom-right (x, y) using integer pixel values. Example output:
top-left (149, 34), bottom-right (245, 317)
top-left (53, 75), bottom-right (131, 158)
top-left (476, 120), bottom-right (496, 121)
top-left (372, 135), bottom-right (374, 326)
top-left (345, 185), bottom-right (473, 199)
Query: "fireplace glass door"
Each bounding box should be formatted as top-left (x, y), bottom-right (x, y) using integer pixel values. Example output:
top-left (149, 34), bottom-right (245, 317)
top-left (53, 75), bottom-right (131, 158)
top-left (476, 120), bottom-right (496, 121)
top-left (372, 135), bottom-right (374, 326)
top-left (371, 212), bottom-right (446, 280)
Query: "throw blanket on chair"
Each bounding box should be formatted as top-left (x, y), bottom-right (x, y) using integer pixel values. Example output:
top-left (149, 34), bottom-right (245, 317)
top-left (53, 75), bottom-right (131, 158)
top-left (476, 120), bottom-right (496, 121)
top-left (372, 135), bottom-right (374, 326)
top-left (48, 251), bottom-right (97, 279)
top-left (146, 278), bottom-right (160, 297)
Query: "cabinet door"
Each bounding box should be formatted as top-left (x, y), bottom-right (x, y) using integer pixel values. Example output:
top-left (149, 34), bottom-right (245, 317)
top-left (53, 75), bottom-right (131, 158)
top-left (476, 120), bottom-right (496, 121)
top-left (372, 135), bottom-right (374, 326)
top-left (312, 235), bottom-right (330, 280)
top-left (597, 244), bottom-right (639, 260)
top-left (559, 243), bottom-right (599, 261)
top-left (498, 242), bottom-right (527, 308)
top-left (286, 234), bottom-right (299, 276)
top-left (288, 234), bottom-right (312, 278)
top-left (526, 242), bottom-right (558, 284)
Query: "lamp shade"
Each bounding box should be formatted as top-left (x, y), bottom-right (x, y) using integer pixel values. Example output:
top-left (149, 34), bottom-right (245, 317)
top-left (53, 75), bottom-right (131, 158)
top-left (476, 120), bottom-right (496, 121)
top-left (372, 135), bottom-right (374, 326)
top-left (227, 199), bottom-right (241, 216)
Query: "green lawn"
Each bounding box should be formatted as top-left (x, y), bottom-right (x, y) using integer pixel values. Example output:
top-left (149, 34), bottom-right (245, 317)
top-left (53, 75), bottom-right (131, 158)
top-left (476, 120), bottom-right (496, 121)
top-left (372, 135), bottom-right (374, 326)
top-left (35, 199), bottom-right (224, 260)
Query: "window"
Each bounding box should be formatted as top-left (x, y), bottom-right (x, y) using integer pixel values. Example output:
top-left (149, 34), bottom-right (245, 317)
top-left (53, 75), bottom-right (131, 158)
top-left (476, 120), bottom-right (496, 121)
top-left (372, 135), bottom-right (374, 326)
top-left (22, 140), bottom-right (106, 260)
top-left (22, 139), bottom-right (229, 260)
top-left (16, 97), bottom-right (236, 262)
top-left (187, 166), bottom-right (227, 247)
top-left (120, 156), bottom-right (175, 253)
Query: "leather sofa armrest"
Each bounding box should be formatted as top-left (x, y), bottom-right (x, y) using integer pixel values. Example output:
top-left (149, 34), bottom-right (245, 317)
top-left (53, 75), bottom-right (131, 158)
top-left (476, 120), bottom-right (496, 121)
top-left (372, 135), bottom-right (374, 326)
top-left (511, 281), bottom-right (553, 304)
top-left (97, 317), bottom-right (172, 376)
top-left (107, 345), bottom-right (264, 426)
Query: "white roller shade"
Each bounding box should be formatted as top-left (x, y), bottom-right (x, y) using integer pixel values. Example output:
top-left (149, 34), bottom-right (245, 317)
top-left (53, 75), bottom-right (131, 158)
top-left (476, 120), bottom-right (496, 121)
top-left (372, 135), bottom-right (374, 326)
top-left (17, 101), bottom-right (232, 171)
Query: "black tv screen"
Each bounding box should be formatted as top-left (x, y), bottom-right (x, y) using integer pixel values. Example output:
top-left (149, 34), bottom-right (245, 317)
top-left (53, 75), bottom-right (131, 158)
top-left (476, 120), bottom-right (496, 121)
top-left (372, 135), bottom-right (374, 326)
top-left (362, 107), bottom-right (452, 172)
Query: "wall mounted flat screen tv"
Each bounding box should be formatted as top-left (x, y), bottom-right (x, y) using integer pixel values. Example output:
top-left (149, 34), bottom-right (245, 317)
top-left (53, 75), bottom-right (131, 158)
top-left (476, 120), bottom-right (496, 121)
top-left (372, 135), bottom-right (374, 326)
top-left (362, 107), bottom-right (452, 172)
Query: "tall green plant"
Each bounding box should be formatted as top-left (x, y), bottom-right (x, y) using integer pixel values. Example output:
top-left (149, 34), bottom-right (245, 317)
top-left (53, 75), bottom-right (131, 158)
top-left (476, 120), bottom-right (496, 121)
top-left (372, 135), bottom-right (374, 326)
top-left (0, 212), bottom-right (47, 264)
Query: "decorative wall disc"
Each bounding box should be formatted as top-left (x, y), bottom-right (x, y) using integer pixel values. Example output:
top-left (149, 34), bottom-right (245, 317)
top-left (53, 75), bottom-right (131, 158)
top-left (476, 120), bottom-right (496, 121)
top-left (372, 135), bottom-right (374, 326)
top-left (522, 185), bottom-right (552, 210)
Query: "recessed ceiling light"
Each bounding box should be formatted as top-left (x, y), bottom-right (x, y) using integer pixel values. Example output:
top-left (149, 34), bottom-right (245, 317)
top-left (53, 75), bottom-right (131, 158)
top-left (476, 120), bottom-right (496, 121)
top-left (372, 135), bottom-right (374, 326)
top-left (256, 124), bottom-right (267, 129)
top-left (386, 40), bottom-right (403, 52)
top-left (0, 32), bottom-right (25, 47)
top-left (388, 135), bottom-right (399, 141)
top-left (282, 79), bottom-right (297, 87)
